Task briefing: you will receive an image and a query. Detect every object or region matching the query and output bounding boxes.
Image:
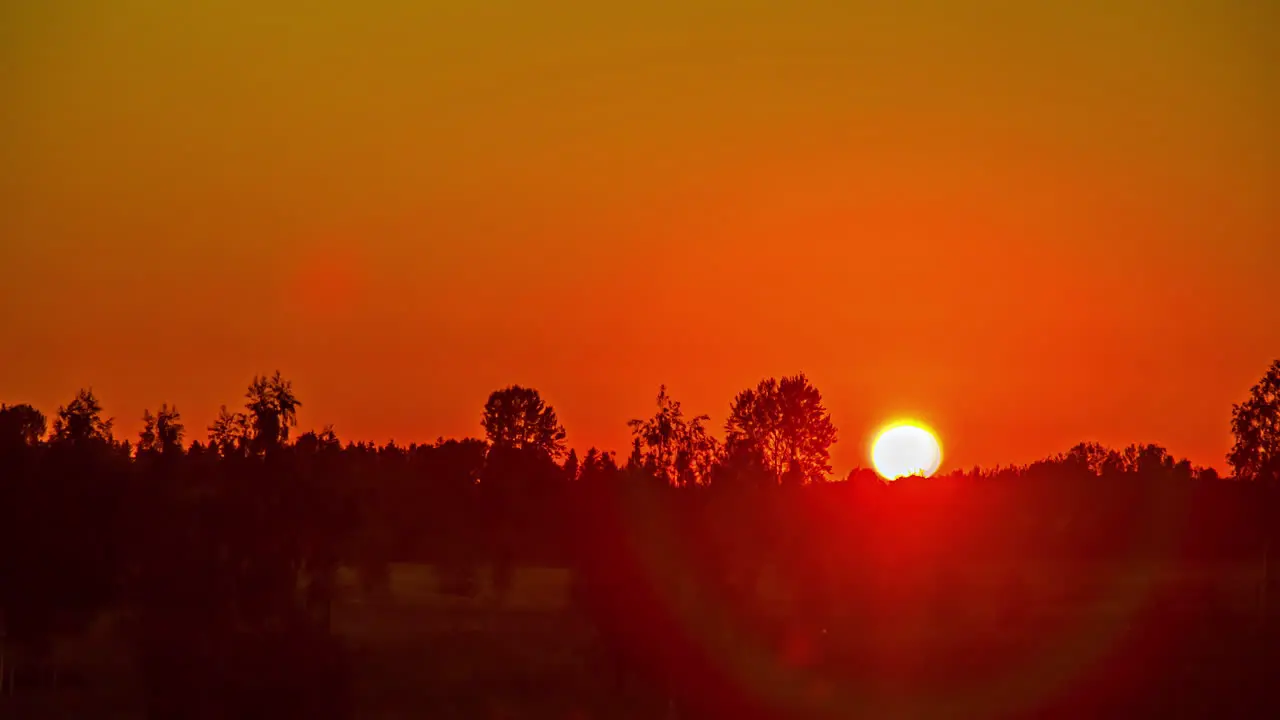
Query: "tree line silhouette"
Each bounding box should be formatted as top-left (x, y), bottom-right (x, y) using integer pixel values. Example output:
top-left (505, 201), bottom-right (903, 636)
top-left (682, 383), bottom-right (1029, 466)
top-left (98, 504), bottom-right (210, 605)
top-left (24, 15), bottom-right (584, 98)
top-left (2, 361), bottom-right (1280, 717)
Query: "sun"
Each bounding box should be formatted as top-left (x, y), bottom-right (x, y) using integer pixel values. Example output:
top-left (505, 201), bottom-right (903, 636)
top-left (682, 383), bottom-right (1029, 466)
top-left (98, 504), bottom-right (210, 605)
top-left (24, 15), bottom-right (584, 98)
top-left (871, 422), bottom-right (943, 480)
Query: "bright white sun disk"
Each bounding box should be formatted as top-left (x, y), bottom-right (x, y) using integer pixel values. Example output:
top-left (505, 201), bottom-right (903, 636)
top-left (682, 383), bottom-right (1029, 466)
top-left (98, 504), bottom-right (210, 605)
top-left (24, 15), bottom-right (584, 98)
top-left (871, 423), bottom-right (942, 480)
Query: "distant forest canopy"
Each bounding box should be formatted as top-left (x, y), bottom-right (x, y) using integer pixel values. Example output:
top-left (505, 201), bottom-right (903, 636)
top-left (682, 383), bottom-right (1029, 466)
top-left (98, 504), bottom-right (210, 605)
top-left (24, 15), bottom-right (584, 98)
top-left (8, 360), bottom-right (1279, 483)
top-left (1, 361), bottom-right (1277, 574)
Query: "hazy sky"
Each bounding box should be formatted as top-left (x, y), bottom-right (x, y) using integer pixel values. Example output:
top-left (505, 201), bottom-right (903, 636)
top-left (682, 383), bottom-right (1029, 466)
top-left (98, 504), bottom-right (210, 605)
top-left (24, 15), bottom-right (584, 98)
top-left (3, 1), bottom-right (1277, 473)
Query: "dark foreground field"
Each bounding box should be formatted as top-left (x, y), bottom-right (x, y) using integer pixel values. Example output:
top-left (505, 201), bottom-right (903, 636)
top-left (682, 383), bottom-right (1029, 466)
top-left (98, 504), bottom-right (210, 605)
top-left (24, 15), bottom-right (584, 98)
top-left (5, 562), bottom-right (1280, 719)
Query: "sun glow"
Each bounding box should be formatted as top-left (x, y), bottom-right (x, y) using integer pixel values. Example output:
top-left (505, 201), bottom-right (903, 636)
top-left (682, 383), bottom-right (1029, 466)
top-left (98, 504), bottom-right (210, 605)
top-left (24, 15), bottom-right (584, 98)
top-left (871, 422), bottom-right (943, 480)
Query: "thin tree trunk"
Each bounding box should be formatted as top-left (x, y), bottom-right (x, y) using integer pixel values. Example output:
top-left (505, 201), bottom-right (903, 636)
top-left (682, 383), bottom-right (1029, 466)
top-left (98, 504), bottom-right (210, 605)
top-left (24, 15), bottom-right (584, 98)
top-left (1263, 538), bottom-right (1270, 628)
top-left (1264, 481), bottom-right (1277, 630)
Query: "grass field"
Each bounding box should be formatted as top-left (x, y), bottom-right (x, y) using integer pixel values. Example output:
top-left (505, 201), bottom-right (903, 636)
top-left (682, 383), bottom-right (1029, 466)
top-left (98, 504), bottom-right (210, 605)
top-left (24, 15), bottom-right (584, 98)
top-left (1, 559), bottom-right (1270, 718)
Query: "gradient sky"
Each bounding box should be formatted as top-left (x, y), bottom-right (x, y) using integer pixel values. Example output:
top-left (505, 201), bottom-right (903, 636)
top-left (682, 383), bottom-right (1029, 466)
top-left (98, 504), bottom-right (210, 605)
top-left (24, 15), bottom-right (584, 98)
top-left (2, 1), bottom-right (1277, 474)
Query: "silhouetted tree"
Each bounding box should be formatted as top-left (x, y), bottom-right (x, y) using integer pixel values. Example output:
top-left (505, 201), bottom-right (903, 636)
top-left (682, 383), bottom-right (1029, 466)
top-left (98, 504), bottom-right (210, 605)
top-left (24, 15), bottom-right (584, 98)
top-left (579, 447), bottom-right (619, 485)
top-left (628, 386), bottom-right (720, 487)
top-left (1195, 466), bottom-right (1221, 483)
top-left (710, 442), bottom-right (773, 491)
top-left (482, 441), bottom-right (567, 591)
top-left (420, 438), bottom-right (487, 596)
top-left (138, 409), bottom-right (157, 454)
top-left (1122, 443), bottom-right (1178, 476)
top-left (155, 404), bottom-right (184, 454)
top-left (481, 385), bottom-right (566, 459)
top-left (845, 466), bottom-right (886, 490)
top-left (563, 448), bottom-right (580, 483)
top-left (703, 442), bottom-right (776, 613)
top-left (580, 447), bottom-right (601, 477)
top-left (1229, 360), bottom-right (1280, 623)
top-left (1063, 441), bottom-right (1123, 475)
top-left (245, 371), bottom-right (301, 455)
top-left (475, 386), bottom-right (568, 593)
top-left (2, 392), bottom-right (122, 693)
top-left (137, 405), bottom-right (183, 456)
top-left (0, 403), bottom-right (46, 448)
top-left (724, 373), bottom-right (837, 485)
top-left (208, 404), bottom-right (251, 457)
top-left (50, 388), bottom-right (113, 446)
top-left (1229, 360), bottom-right (1280, 485)
top-left (296, 425), bottom-right (341, 454)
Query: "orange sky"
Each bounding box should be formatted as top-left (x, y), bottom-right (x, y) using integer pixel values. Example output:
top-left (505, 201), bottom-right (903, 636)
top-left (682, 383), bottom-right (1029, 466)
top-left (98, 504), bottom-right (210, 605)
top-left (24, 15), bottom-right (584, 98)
top-left (2, 1), bottom-right (1277, 474)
